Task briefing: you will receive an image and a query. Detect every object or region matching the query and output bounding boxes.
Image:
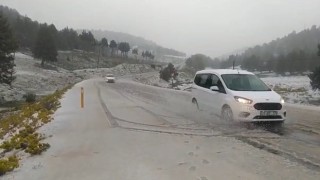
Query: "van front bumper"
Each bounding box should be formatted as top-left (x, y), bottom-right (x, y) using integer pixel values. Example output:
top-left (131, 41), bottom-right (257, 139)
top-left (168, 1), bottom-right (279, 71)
top-left (230, 103), bottom-right (286, 122)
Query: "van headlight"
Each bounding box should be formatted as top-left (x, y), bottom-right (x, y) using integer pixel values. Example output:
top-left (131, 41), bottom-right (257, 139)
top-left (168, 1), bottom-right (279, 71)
top-left (280, 98), bottom-right (285, 104)
top-left (234, 96), bottom-right (253, 104)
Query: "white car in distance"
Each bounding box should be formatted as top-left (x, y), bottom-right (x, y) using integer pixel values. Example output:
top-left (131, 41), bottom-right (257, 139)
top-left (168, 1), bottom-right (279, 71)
top-left (191, 69), bottom-right (286, 125)
top-left (105, 74), bottom-right (115, 83)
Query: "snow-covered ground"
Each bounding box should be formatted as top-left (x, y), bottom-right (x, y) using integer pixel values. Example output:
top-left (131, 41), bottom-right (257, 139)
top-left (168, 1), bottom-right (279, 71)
top-left (133, 72), bottom-right (171, 88)
top-left (0, 53), bottom-right (81, 104)
top-left (74, 63), bottom-right (154, 79)
top-left (0, 53), bottom-right (156, 105)
top-left (13, 53), bottom-right (81, 93)
top-left (132, 71), bottom-right (194, 91)
top-left (261, 75), bottom-right (320, 105)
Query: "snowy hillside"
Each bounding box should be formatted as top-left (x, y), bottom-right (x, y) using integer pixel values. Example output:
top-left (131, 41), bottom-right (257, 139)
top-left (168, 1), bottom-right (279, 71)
top-left (0, 53), bottom-right (82, 104)
top-left (0, 53), bottom-right (156, 104)
top-left (74, 63), bottom-right (154, 79)
top-left (2, 52), bottom-right (319, 106)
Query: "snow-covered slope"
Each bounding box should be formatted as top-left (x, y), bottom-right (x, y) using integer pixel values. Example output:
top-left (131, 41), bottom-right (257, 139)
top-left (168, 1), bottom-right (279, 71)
top-left (74, 63), bottom-right (154, 79)
top-left (0, 53), bottom-right (157, 104)
top-left (261, 75), bottom-right (320, 105)
top-left (0, 53), bottom-right (82, 104)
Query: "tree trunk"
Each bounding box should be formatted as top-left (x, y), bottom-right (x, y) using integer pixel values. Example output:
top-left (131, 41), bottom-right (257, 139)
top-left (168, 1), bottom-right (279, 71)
top-left (111, 48), bottom-right (115, 57)
top-left (97, 47), bottom-right (101, 69)
top-left (171, 78), bottom-right (174, 88)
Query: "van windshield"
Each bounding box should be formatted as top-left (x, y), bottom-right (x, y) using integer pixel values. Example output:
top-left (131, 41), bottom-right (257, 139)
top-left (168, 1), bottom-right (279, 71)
top-left (221, 74), bottom-right (271, 91)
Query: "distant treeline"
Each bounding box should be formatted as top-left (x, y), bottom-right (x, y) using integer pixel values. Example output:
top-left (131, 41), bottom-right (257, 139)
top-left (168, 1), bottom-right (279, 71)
top-left (186, 26), bottom-right (320, 74)
top-left (0, 5), bottom-right (150, 58)
top-left (91, 30), bottom-right (186, 57)
top-left (0, 6), bottom-right (103, 52)
top-left (0, 5), bottom-right (184, 58)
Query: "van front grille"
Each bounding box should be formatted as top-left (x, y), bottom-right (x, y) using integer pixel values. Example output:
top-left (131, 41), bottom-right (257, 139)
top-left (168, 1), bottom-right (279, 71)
top-left (254, 103), bottom-right (282, 110)
top-left (253, 115), bottom-right (283, 119)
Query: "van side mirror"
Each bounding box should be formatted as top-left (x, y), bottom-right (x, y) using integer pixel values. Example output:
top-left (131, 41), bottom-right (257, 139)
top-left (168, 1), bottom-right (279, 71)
top-left (210, 86), bottom-right (219, 92)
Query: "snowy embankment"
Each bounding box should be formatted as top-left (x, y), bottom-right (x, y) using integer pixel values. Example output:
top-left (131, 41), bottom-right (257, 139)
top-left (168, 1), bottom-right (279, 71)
top-left (0, 53), bottom-right (82, 104)
top-left (0, 53), bottom-right (156, 104)
top-left (74, 63), bottom-right (154, 79)
top-left (132, 71), bottom-right (194, 90)
top-left (261, 75), bottom-right (320, 105)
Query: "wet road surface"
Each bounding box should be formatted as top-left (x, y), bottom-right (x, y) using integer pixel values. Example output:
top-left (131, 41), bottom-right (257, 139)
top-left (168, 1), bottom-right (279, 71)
top-left (4, 78), bottom-right (320, 180)
top-left (100, 78), bottom-right (320, 171)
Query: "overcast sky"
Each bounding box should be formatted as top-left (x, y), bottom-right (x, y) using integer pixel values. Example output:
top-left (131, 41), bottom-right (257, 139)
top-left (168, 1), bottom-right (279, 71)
top-left (0, 0), bottom-right (319, 57)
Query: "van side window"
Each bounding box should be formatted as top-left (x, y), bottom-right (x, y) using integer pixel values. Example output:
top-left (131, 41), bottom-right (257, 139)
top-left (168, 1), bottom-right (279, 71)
top-left (217, 80), bottom-right (226, 93)
top-left (195, 74), bottom-right (225, 92)
top-left (194, 74), bottom-right (210, 88)
top-left (194, 74), bottom-right (202, 86)
top-left (203, 74), bottom-right (220, 89)
top-left (199, 74), bottom-right (209, 88)
top-left (212, 74), bottom-right (226, 93)
top-left (211, 74), bottom-right (220, 86)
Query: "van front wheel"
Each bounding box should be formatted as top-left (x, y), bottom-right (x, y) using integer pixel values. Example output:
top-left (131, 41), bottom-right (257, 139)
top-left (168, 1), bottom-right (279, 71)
top-left (222, 105), bottom-right (233, 121)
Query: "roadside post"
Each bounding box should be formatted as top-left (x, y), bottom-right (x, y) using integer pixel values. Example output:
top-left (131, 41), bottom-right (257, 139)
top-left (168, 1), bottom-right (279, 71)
top-left (81, 87), bottom-right (84, 108)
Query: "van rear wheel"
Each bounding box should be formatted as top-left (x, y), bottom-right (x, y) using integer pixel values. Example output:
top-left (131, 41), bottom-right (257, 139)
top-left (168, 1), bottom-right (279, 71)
top-left (222, 105), bottom-right (233, 121)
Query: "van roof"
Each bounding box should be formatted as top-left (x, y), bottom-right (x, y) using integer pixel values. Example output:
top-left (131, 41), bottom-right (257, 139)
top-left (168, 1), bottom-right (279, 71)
top-left (196, 69), bottom-right (253, 75)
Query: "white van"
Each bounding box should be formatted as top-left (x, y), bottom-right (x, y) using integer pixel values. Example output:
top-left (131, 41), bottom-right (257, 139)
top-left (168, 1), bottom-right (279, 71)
top-left (191, 69), bottom-right (286, 123)
top-left (105, 74), bottom-right (115, 83)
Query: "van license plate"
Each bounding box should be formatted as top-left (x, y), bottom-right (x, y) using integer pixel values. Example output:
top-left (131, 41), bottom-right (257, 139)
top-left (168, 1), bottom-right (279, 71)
top-left (260, 111), bottom-right (277, 116)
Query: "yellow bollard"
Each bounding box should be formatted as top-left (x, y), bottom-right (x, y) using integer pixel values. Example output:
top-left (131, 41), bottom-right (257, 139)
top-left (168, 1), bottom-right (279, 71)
top-left (81, 87), bottom-right (84, 108)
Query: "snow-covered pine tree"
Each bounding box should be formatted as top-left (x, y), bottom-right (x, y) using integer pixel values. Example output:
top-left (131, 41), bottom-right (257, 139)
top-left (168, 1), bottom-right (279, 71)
top-left (0, 14), bottom-right (18, 85)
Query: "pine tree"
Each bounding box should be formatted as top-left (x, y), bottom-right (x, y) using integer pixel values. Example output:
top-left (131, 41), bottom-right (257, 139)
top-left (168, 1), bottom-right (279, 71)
top-left (160, 63), bottom-right (176, 82)
top-left (109, 40), bottom-right (117, 57)
top-left (78, 30), bottom-right (96, 52)
top-left (309, 44), bottom-right (320, 90)
top-left (33, 25), bottom-right (58, 66)
top-left (0, 14), bottom-right (18, 85)
top-left (132, 48), bottom-right (138, 59)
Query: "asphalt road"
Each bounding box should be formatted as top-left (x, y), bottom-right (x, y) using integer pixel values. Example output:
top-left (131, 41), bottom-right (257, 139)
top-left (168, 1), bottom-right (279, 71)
top-left (4, 78), bottom-right (320, 180)
top-left (105, 78), bottom-right (320, 170)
